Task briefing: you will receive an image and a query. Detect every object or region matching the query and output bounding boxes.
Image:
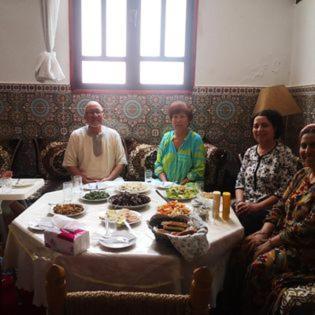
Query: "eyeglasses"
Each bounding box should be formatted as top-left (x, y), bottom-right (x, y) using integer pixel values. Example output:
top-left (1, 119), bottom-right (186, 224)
top-left (85, 110), bottom-right (104, 116)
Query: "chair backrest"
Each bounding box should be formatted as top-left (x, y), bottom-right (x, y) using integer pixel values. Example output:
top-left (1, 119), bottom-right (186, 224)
top-left (46, 264), bottom-right (212, 315)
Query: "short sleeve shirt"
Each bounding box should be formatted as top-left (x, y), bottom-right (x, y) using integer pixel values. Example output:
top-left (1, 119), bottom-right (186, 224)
top-left (63, 126), bottom-right (127, 179)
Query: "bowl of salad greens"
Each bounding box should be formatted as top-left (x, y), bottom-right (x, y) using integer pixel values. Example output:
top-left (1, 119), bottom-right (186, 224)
top-left (166, 185), bottom-right (198, 200)
top-left (81, 190), bottom-right (109, 202)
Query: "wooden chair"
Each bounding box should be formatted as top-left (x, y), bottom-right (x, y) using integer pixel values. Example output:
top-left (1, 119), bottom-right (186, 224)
top-left (46, 264), bottom-right (212, 315)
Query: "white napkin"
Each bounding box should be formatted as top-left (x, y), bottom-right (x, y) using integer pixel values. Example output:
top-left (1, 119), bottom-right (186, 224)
top-left (168, 214), bottom-right (209, 262)
top-left (52, 214), bottom-right (87, 231)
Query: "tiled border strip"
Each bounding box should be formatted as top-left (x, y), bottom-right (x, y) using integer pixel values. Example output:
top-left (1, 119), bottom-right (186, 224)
top-left (289, 85), bottom-right (315, 94)
top-left (0, 83), bottom-right (71, 93)
top-left (193, 86), bottom-right (261, 95)
top-left (0, 83), bottom-right (313, 94)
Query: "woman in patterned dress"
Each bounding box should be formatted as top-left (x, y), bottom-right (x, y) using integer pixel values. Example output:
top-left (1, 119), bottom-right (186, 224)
top-left (235, 109), bottom-right (298, 235)
top-left (154, 101), bottom-right (205, 185)
top-left (221, 123), bottom-right (315, 315)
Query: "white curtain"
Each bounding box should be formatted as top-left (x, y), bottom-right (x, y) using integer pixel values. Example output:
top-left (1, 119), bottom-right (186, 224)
top-left (35, 0), bottom-right (65, 82)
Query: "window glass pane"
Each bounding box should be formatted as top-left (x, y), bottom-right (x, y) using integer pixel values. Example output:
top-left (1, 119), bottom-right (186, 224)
top-left (140, 61), bottom-right (184, 84)
top-left (106, 0), bottom-right (126, 57)
top-left (165, 0), bottom-right (186, 57)
top-left (140, 0), bottom-right (161, 57)
top-left (81, 0), bottom-right (102, 56)
top-left (82, 61), bottom-right (126, 84)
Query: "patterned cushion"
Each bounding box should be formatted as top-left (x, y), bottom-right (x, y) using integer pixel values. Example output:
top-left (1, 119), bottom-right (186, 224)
top-left (0, 146), bottom-right (11, 173)
top-left (279, 283), bottom-right (315, 314)
top-left (125, 143), bottom-right (158, 181)
top-left (0, 139), bottom-right (21, 173)
top-left (40, 141), bottom-right (70, 180)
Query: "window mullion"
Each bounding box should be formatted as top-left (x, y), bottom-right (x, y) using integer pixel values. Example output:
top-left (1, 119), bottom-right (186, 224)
top-left (126, 0), bottom-right (140, 87)
top-left (101, 0), bottom-right (107, 58)
top-left (184, 0), bottom-right (194, 86)
top-left (160, 0), bottom-right (166, 57)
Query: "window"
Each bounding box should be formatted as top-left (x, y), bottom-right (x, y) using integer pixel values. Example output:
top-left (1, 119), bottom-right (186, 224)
top-left (70, 0), bottom-right (197, 90)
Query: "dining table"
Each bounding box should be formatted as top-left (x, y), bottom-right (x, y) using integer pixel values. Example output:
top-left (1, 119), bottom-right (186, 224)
top-left (3, 181), bottom-right (244, 307)
top-left (0, 178), bottom-right (45, 243)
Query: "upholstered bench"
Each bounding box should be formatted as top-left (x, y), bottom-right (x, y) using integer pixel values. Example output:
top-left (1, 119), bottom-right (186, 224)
top-left (1, 137), bottom-right (228, 203)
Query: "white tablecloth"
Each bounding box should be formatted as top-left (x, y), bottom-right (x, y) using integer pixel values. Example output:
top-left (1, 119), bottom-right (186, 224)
top-left (4, 183), bottom-right (244, 307)
top-left (0, 178), bottom-right (45, 200)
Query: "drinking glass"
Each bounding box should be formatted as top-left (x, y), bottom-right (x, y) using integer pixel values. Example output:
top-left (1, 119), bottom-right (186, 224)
top-left (63, 182), bottom-right (73, 203)
top-left (72, 175), bottom-right (83, 199)
top-left (144, 169), bottom-right (153, 184)
top-left (106, 209), bottom-right (118, 233)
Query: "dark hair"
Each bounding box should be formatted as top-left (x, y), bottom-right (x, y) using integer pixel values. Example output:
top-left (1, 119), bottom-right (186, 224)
top-left (251, 109), bottom-right (283, 139)
top-left (168, 101), bottom-right (193, 121)
top-left (299, 123), bottom-right (315, 139)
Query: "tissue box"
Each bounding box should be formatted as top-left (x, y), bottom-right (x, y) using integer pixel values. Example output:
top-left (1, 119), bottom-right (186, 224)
top-left (44, 228), bottom-right (90, 255)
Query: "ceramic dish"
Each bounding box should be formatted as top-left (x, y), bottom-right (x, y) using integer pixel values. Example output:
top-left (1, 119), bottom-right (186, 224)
top-left (51, 204), bottom-right (86, 217)
top-left (100, 209), bottom-right (141, 226)
top-left (80, 196), bottom-right (108, 203)
top-left (156, 181), bottom-right (175, 190)
top-left (12, 181), bottom-right (34, 188)
top-left (116, 182), bottom-right (150, 194)
top-left (28, 222), bottom-right (46, 232)
top-left (28, 218), bottom-right (54, 232)
top-left (108, 201), bottom-right (150, 210)
top-left (83, 182), bottom-right (108, 191)
top-left (98, 231), bottom-right (136, 249)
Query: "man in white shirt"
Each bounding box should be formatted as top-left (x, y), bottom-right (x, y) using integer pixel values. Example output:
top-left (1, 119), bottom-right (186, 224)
top-left (63, 101), bottom-right (127, 184)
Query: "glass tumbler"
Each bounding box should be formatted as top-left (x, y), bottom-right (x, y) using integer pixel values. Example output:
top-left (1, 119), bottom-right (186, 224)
top-left (144, 169), bottom-right (153, 184)
top-left (63, 182), bottom-right (73, 203)
top-left (72, 175), bottom-right (83, 199)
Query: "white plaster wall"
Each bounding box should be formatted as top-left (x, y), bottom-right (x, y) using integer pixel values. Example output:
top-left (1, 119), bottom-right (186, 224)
top-left (289, 0), bottom-right (315, 86)
top-left (0, 0), bottom-right (299, 86)
top-left (195, 0), bottom-right (295, 86)
top-left (0, 0), bottom-right (69, 83)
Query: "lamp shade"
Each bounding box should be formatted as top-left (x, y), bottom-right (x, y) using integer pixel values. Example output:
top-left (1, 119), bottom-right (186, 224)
top-left (254, 85), bottom-right (301, 116)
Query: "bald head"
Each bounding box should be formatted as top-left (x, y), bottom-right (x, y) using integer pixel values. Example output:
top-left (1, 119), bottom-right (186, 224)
top-left (84, 101), bottom-right (103, 115)
top-left (84, 101), bottom-right (104, 128)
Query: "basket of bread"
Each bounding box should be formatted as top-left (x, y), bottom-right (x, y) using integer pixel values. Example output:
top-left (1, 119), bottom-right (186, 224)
top-left (148, 214), bottom-right (197, 245)
top-left (148, 201), bottom-right (209, 260)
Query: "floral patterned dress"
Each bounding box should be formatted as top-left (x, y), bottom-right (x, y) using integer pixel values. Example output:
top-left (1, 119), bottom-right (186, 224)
top-left (242, 167), bottom-right (315, 314)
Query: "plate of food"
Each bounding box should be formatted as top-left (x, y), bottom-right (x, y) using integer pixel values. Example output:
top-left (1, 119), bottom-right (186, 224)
top-left (117, 182), bottom-right (150, 194)
top-left (166, 185), bottom-right (198, 200)
top-left (157, 200), bottom-right (191, 216)
top-left (80, 190), bottom-right (109, 202)
top-left (108, 192), bottom-right (151, 209)
top-left (52, 203), bottom-right (86, 217)
top-left (99, 208), bottom-right (141, 226)
top-left (99, 231), bottom-right (136, 249)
